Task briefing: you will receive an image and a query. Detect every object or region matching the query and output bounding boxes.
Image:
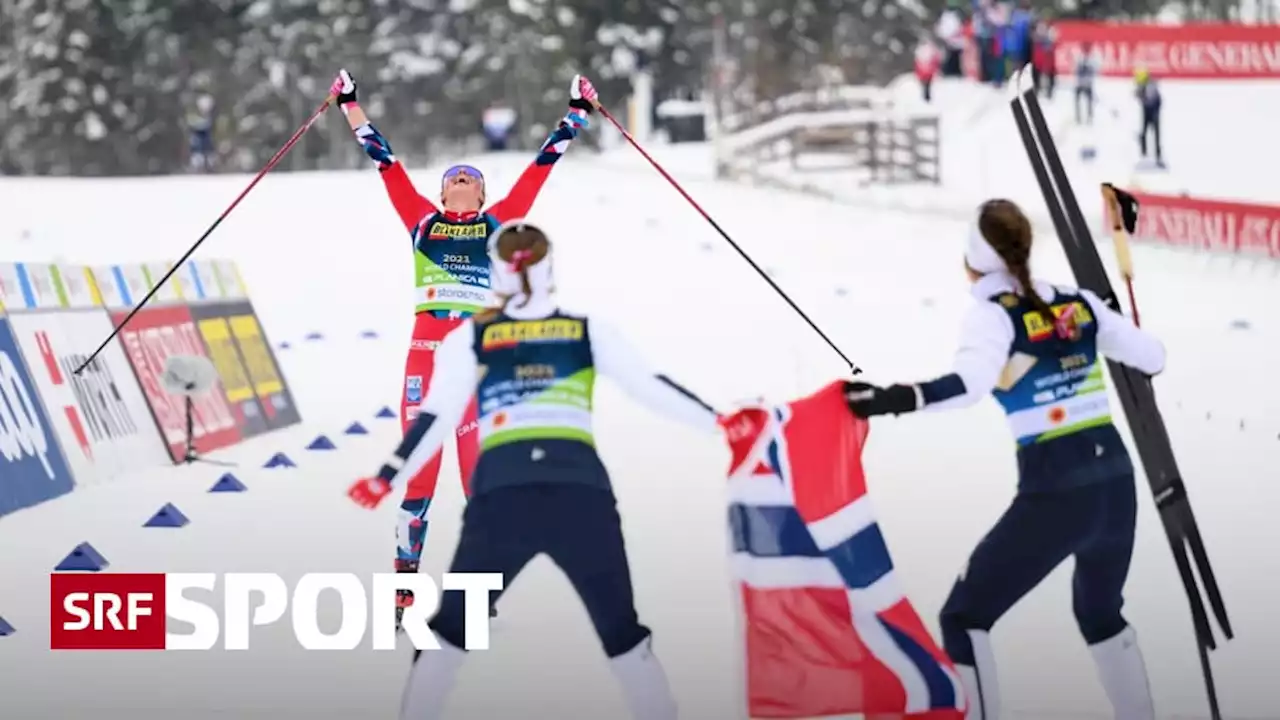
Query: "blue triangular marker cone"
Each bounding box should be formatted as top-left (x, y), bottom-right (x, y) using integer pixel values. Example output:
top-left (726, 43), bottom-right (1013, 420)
top-left (344, 422), bottom-right (369, 435)
top-left (55, 542), bottom-right (109, 572)
top-left (0, 616), bottom-right (14, 636)
top-left (264, 452), bottom-right (296, 469)
top-left (305, 332), bottom-right (324, 341)
top-left (278, 341), bottom-right (291, 350)
top-left (144, 503), bottom-right (190, 528)
top-left (306, 435), bottom-right (336, 451)
top-left (375, 406), bottom-right (396, 419)
top-left (359, 330), bottom-right (379, 339)
top-left (210, 473), bottom-right (247, 492)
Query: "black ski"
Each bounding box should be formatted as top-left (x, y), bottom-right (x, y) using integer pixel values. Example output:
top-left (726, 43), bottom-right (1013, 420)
top-left (1008, 66), bottom-right (1232, 720)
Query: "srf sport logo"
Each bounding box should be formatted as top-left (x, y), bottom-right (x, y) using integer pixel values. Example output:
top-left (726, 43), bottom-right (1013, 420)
top-left (0, 347), bottom-right (57, 477)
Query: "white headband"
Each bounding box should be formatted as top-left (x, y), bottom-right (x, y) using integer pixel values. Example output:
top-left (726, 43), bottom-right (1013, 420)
top-left (964, 220), bottom-right (1006, 275)
top-left (487, 219), bottom-right (554, 298)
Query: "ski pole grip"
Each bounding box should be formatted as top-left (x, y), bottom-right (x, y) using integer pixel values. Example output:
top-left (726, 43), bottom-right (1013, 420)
top-left (1102, 185), bottom-right (1135, 279)
top-left (1112, 226), bottom-right (1134, 279)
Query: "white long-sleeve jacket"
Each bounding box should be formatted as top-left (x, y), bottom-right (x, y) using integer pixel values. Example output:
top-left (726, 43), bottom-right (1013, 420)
top-left (388, 294), bottom-right (720, 488)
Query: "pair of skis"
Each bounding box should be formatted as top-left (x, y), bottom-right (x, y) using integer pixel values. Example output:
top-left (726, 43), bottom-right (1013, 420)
top-left (1008, 66), bottom-right (1233, 719)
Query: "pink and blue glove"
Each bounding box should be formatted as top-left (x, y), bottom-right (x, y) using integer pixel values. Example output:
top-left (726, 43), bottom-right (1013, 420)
top-left (330, 69), bottom-right (396, 169)
top-left (330, 69), bottom-right (358, 107)
top-left (562, 74), bottom-right (597, 132)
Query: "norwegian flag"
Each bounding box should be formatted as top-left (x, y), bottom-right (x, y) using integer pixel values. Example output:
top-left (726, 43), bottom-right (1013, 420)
top-left (723, 381), bottom-right (965, 720)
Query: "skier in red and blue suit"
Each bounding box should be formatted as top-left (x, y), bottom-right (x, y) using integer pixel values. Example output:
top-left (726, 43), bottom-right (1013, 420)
top-left (330, 68), bottom-right (599, 620)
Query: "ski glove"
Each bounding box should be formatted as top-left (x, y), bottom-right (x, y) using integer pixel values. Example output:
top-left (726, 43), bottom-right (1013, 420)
top-left (844, 381), bottom-right (919, 418)
top-left (569, 74), bottom-right (598, 114)
top-left (330, 69), bottom-right (358, 106)
top-left (348, 476), bottom-right (393, 509)
top-left (718, 407), bottom-right (770, 476)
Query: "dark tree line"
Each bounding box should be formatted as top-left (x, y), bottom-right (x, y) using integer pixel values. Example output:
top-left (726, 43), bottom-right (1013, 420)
top-left (0, 0), bottom-right (1196, 176)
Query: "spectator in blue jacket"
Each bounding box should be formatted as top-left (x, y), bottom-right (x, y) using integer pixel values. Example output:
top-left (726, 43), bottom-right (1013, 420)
top-left (187, 95), bottom-right (215, 173)
top-left (1005, 1), bottom-right (1035, 69)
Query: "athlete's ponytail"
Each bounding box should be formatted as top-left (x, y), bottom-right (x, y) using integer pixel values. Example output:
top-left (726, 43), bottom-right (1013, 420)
top-left (978, 199), bottom-right (1055, 326)
top-left (475, 223), bottom-right (551, 324)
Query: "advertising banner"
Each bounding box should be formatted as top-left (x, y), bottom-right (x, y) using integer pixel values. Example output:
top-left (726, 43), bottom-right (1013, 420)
top-left (0, 263), bottom-right (21, 310)
top-left (111, 305), bottom-right (242, 462)
top-left (212, 260), bottom-right (249, 300)
top-left (57, 265), bottom-right (104, 308)
top-left (1129, 192), bottom-right (1280, 258)
top-left (0, 314), bottom-right (75, 517)
top-left (8, 310), bottom-right (170, 485)
top-left (1053, 22), bottom-right (1280, 79)
top-left (10, 263), bottom-right (68, 310)
top-left (186, 304), bottom-right (270, 439)
top-left (91, 266), bottom-right (128, 310)
top-left (192, 300), bottom-right (300, 431)
top-left (180, 259), bottom-right (226, 302)
top-left (143, 262), bottom-right (186, 305)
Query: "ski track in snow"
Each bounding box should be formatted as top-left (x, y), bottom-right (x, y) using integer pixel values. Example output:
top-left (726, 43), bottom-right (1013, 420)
top-left (0, 126), bottom-right (1276, 719)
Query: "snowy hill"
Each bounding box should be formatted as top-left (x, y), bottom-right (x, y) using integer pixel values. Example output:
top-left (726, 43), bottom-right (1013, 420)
top-left (730, 73), bottom-right (1280, 217)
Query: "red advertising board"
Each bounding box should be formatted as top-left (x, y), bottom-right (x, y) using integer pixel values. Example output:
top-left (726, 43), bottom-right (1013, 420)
top-left (1128, 192), bottom-right (1280, 257)
top-left (1053, 22), bottom-right (1280, 79)
top-left (112, 305), bottom-right (242, 462)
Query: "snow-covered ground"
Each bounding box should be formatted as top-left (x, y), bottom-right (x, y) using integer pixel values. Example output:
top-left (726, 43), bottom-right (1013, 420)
top-left (715, 74), bottom-right (1280, 226)
top-left (0, 129), bottom-right (1276, 718)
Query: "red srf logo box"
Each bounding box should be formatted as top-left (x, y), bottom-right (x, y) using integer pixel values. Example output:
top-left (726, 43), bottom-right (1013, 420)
top-left (50, 573), bottom-right (166, 650)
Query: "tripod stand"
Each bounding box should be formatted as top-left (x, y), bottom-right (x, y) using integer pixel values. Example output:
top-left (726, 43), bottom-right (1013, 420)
top-left (154, 350), bottom-right (241, 472)
top-left (178, 393), bottom-right (236, 467)
top-left (177, 392), bottom-right (237, 467)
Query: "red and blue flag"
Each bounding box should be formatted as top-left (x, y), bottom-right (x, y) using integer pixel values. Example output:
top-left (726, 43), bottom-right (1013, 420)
top-left (724, 381), bottom-right (966, 720)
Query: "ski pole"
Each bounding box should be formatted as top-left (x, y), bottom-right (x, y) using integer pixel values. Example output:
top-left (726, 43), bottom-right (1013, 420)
top-left (588, 98), bottom-right (862, 375)
top-left (75, 93), bottom-right (338, 375)
top-left (1101, 183), bottom-right (1142, 326)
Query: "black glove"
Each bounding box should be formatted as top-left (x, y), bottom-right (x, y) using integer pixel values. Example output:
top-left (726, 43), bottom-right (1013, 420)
top-left (330, 69), bottom-right (358, 106)
top-left (844, 381), bottom-right (919, 418)
top-left (568, 74), bottom-right (598, 115)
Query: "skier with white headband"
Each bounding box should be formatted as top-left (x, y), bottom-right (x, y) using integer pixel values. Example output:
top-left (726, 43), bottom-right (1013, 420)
top-left (840, 199), bottom-right (1166, 720)
top-left (329, 68), bottom-right (598, 625)
top-left (349, 221), bottom-right (725, 720)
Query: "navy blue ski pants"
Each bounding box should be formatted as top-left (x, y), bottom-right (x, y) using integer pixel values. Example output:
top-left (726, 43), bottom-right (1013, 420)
top-left (427, 483), bottom-right (651, 658)
top-left (939, 476), bottom-right (1138, 664)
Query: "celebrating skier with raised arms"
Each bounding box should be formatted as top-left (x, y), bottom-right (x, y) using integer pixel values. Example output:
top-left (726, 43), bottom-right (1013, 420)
top-left (842, 199), bottom-right (1167, 720)
top-left (349, 222), bottom-right (724, 720)
top-left (328, 68), bottom-right (598, 621)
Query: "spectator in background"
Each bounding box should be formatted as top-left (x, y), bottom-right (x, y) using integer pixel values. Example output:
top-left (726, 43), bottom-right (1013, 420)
top-left (1006, 0), bottom-right (1035, 71)
top-left (1074, 40), bottom-right (1099, 123)
top-left (481, 103), bottom-right (518, 151)
top-left (936, 0), bottom-right (966, 77)
top-left (1135, 67), bottom-right (1164, 167)
top-left (1033, 20), bottom-right (1059, 99)
top-left (972, 0), bottom-right (994, 83)
top-left (187, 95), bottom-right (215, 173)
top-left (988, 0), bottom-right (1011, 86)
top-left (988, 0), bottom-right (1018, 85)
top-left (915, 38), bottom-right (943, 101)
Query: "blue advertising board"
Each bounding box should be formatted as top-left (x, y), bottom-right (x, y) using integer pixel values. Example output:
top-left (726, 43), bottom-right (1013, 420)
top-left (0, 314), bottom-right (75, 517)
